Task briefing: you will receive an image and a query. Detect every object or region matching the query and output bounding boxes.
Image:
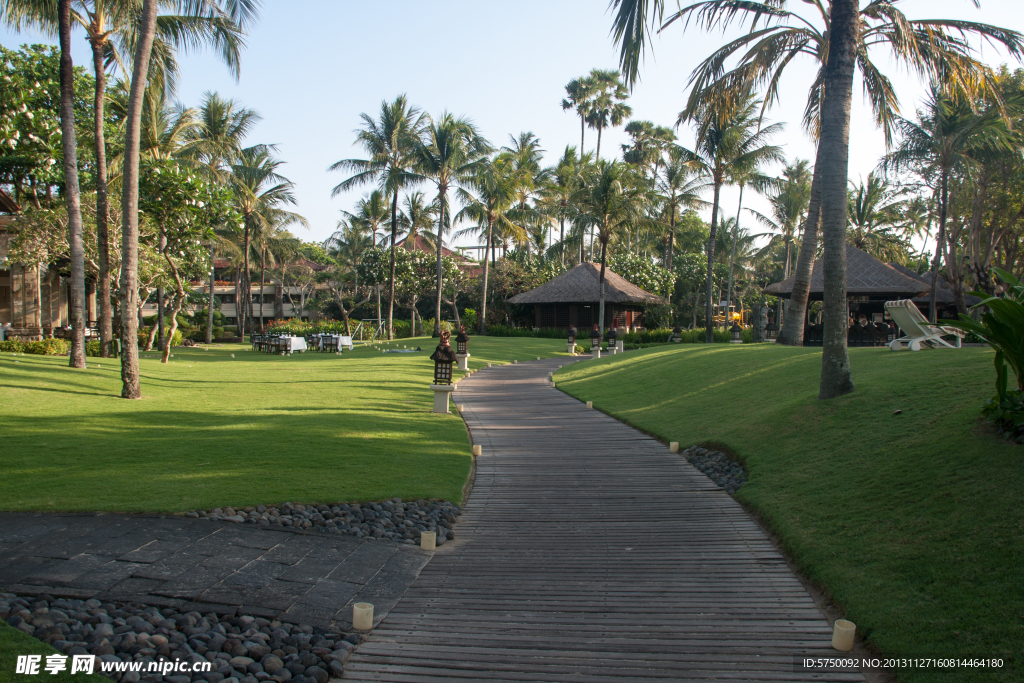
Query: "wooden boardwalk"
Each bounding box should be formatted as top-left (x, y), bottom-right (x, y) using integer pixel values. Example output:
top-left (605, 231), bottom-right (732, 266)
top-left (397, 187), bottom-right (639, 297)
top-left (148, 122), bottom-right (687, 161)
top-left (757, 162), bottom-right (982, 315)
top-left (344, 358), bottom-right (864, 682)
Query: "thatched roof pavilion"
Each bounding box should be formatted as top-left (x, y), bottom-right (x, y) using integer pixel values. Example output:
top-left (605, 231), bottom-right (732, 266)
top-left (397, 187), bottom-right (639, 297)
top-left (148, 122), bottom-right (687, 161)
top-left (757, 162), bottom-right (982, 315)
top-left (887, 262), bottom-right (980, 316)
top-left (764, 245), bottom-right (929, 301)
top-left (508, 262), bottom-right (666, 331)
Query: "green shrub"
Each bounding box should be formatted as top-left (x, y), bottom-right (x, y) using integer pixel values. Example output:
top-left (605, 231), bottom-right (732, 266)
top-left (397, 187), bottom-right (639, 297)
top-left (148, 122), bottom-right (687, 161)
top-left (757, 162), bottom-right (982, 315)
top-left (462, 309), bottom-right (478, 330)
top-left (981, 389), bottom-right (1024, 443)
top-left (0, 339), bottom-right (25, 353)
top-left (24, 338), bottom-right (69, 355)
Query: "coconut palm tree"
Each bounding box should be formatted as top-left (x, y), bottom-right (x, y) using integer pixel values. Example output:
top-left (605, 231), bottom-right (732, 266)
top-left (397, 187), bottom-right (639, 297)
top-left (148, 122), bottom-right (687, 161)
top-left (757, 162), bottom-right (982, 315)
top-left (502, 132), bottom-right (549, 257)
top-left (611, 0), bottom-right (1024, 397)
top-left (396, 191), bottom-right (439, 250)
top-left (622, 119), bottom-right (676, 173)
top-left (750, 159), bottom-right (812, 288)
top-left (585, 69), bottom-right (632, 160)
top-left (455, 156), bottom-right (522, 334)
top-left (846, 172), bottom-right (911, 263)
top-left (883, 84), bottom-right (1019, 319)
top-left (576, 160), bottom-right (652, 334)
top-left (230, 145), bottom-right (305, 335)
top-left (417, 112), bottom-right (491, 335)
top-left (653, 145), bottom-right (705, 268)
top-left (682, 94), bottom-right (783, 342)
top-left (539, 146), bottom-right (593, 265)
top-left (561, 75), bottom-right (596, 153)
top-left (330, 95), bottom-right (426, 340)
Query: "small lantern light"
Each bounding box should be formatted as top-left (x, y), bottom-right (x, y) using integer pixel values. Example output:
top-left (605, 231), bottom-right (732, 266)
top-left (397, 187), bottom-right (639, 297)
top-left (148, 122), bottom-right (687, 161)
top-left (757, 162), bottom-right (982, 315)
top-left (567, 325), bottom-right (576, 346)
top-left (730, 321), bottom-right (743, 343)
top-left (455, 326), bottom-right (469, 355)
top-left (430, 330), bottom-right (457, 385)
top-left (590, 323), bottom-right (601, 349)
top-left (765, 317), bottom-right (778, 341)
top-left (671, 324), bottom-right (682, 343)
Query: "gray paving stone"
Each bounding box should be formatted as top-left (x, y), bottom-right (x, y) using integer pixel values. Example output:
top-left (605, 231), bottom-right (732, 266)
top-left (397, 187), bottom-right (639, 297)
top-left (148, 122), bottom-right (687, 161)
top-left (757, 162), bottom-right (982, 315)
top-left (65, 560), bottom-right (149, 591)
top-left (325, 541), bottom-right (396, 585)
top-left (16, 553), bottom-right (112, 586)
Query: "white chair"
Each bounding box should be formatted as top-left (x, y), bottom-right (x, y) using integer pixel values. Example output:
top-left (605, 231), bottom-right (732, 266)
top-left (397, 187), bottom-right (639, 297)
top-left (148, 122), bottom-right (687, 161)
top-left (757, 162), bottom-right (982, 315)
top-left (885, 299), bottom-right (964, 351)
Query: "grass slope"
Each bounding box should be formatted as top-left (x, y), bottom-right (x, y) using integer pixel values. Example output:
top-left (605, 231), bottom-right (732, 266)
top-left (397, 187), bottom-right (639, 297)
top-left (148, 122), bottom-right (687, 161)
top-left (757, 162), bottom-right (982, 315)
top-left (555, 344), bottom-right (1021, 683)
top-left (0, 621), bottom-right (106, 683)
top-left (0, 336), bottom-right (570, 513)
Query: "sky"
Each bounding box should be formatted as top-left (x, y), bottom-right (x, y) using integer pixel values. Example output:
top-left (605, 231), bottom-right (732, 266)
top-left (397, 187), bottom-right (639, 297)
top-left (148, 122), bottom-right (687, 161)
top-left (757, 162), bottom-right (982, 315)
top-left (2, 0), bottom-right (1022, 251)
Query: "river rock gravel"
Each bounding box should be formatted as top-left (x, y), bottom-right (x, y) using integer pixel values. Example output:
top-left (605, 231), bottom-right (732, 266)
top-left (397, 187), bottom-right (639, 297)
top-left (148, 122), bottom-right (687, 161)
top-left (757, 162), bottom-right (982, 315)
top-left (185, 498), bottom-right (461, 546)
top-left (681, 446), bottom-right (748, 494)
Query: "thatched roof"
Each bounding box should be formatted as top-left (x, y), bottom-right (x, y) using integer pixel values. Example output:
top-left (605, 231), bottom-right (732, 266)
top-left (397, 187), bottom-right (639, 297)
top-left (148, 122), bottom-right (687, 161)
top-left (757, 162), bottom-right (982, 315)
top-left (887, 262), bottom-right (981, 307)
top-left (507, 262), bottom-right (666, 306)
top-left (763, 245), bottom-right (929, 299)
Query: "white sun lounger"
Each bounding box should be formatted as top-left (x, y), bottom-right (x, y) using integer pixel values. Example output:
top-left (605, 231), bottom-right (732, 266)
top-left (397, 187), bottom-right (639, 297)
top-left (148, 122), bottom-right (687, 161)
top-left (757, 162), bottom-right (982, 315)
top-left (885, 299), bottom-right (964, 351)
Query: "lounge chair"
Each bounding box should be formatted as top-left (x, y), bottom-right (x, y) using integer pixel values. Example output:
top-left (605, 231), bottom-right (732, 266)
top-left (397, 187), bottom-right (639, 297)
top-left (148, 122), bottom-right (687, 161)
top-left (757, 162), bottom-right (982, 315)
top-left (884, 299), bottom-right (964, 351)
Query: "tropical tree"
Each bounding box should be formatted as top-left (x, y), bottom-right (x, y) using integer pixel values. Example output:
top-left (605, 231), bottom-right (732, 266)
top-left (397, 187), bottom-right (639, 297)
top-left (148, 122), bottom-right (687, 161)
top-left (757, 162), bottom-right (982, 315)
top-left (456, 155), bottom-right (522, 334)
top-left (585, 69), bottom-right (632, 160)
top-left (329, 95), bottom-right (426, 340)
top-left (417, 112), bottom-right (490, 335)
top-left (682, 93), bottom-right (783, 342)
top-left (883, 84), bottom-right (1020, 319)
top-left (751, 159), bottom-right (811, 286)
top-left (539, 146), bottom-right (591, 265)
top-left (561, 75), bottom-right (595, 153)
top-left (575, 160), bottom-right (651, 334)
top-left (611, 0), bottom-right (1024, 397)
top-left (846, 172), bottom-right (911, 262)
top-left (230, 145), bottom-right (305, 335)
top-left (652, 145), bottom-right (705, 268)
top-left (622, 119), bottom-right (675, 172)
top-left (502, 132), bottom-right (549, 257)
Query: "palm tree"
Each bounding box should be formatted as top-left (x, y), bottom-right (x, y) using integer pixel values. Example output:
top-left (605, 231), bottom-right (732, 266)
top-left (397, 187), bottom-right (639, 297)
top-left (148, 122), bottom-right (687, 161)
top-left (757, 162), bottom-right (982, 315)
top-left (417, 112), bottom-right (491, 335)
top-left (396, 191), bottom-right (439, 249)
top-left (561, 75), bottom-right (596, 153)
top-left (230, 145), bottom-right (305, 335)
top-left (883, 85), bottom-right (1018, 319)
top-left (539, 146), bottom-right (592, 265)
top-left (585, 69), bottom-right (632, 160)
top-left (750, 160), bottom-right (812, 295)
top-left (576, 160), bottom-right (651, 334)
top-left (846, 173), bottom-right (911, 262)
top-left (455, 156), bottom-right (521, 334)
top-left (2, 0), bottom-right (252, 358)
top-left (611, 0), bottom-right (1024, 397)
top-left (653, 145), bottom-right (705, 268)
top-left (502, 132), bottom-right (549, 257)
top-left (682, 94), bottom-right (783, 342)
top-left (622, 119), bottom-right (675, 172)
top-left (329, 95), bottom-right (426, 340)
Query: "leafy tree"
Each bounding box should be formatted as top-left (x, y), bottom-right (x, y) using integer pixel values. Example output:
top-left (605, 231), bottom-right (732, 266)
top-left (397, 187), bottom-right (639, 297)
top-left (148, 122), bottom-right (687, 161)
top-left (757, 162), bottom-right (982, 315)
top-left (330, 95), bottom-right (426, 340)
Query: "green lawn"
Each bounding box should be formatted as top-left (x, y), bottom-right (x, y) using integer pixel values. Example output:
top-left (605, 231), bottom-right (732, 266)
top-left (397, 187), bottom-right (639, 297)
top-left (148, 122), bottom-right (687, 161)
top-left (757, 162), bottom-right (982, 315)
top-left (555, 344), bottom-right (1021, 683)
top-left (0, 622), bottom-right (105, 683)
top-left (0, 336), bottom-right (571, 513)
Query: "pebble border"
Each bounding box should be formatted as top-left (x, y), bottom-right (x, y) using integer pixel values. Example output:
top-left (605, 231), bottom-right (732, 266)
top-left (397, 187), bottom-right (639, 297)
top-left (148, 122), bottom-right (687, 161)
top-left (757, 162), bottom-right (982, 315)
top-left (2, 593), bottom-right (355, 683)
top-left (186, 498), bottom-right (460, 546)
top-left (681, 446), bottom-right (748, 494)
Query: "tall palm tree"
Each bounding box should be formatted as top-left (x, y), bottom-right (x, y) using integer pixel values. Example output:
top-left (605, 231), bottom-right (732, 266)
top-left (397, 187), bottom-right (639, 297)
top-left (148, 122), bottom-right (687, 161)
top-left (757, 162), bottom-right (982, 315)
top-left (750, 159), bottom-right (812, 286)
top-left (653, 145), bottom-right (705, 268)
top-left (622, 119), bottom-right (675, 173)
top-left (576, 160), bottom-right (651, 334)
top-left (339, 190), bottom-right (390, 246)
top-left (682, 94), bottom-right (783, 342)
top-left (396, 191), bottom-right (439, 249)
top-left (846, 173), bottom-right (910, 262)
top-left (230, 145), bottom-right (305, 335)
top-left (417, 112), bottom-right (491, 335)
top-left (329, 95), bottom-right (426, 340)
top-left (502, 132), bottom-right (549, 257)
top-left (539, 146), bottom-right (592, 265)
top-left (585, 69), bottom-right (632, 160)
top-left (611, 0), bottom-right (1024, 397)
top-left (883, 85), bottom-right (1018, 319)
top-left (455, 156), bottom-right (521, 334)
top-left (561, 75), bottom-right (596, 153)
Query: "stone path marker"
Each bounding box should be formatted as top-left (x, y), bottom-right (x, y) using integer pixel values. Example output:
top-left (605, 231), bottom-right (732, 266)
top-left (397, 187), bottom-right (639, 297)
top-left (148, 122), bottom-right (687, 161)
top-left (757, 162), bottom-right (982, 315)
top-left (344, 358), bottom-right (865, 682)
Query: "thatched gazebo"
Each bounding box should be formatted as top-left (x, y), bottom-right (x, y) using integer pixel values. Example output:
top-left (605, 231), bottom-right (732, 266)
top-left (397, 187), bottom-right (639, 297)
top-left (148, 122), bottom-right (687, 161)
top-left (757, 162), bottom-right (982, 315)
top-left (507, 262), bottom-right (666, 332)
top-left (887, 262), bottom-right (980, 319)
top-left (763, 245), bottom-right (929, 345)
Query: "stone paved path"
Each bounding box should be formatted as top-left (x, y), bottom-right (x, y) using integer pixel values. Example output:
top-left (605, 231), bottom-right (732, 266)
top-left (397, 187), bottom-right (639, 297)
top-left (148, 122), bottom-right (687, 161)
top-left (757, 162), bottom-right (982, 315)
top-left (343, 358), bottom-right (865, 682)
top-left (0, 514), bottom-right (429, 630)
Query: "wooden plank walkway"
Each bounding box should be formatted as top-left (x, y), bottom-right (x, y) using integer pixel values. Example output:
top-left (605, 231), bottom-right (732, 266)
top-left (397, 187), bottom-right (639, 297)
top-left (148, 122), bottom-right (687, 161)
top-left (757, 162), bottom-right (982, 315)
top-left (344, 358), bottom-right (864, 682)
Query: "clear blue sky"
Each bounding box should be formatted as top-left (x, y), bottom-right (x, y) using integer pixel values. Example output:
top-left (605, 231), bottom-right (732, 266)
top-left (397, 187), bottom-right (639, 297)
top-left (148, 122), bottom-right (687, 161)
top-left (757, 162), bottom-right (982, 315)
top-left (2, 1), bottom-right (1021, 249)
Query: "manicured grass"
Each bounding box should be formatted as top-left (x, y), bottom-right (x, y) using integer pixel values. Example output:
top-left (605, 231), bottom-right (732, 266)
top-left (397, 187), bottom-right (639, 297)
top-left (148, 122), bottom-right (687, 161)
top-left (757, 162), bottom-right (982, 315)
top-left (555, 344), bottom-right (1021, 683)
top-left (0, 622), bottom-right (105, 683)
top-left (0, 336), bottom-right (571, 513)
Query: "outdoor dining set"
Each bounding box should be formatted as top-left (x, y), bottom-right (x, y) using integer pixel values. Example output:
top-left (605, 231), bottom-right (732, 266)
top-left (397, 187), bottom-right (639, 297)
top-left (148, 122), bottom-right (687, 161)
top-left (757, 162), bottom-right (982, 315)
top-left (250, 332), bottom-right (354, 355)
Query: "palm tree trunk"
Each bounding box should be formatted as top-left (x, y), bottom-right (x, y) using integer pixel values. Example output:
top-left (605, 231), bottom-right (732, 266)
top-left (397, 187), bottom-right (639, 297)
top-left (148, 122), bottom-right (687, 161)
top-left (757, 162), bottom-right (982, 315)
top-left (206, 243), bottom-right (215, 344)
top-left (598, 239), bottom-right (608, 335)
top-left (58, 0), bottom-right (86, 369)
top-left (559, 216), bottom-right (565, 266)
top-left (89, 38), bottom-right (112, 358)
top-left (434, 186), bottom-right (445, 337)
top-left (259, 247), bottom-right (266, 329)
top-left (479, 217), bottom-right (494, 335)
top-left (727, 184), bottom-right (745, 321)
top-left (242, 222), bottom-right (252, 336)
top-left (778, 149), bottom-right (822, 346)
top-left (580, 116), bottom-right (585, 154)
top-left (387, 189), bottom-right (399, 340)
top-left (118, 0), bottom-right (159, 398)
top-left (234, 269), bottom-right (241, 337)
top-left (666, 203), bottom-right (676, 268)
top-left (704, 182), bottom-right (723, 343)
top-left (928, 169), bottom-right (949, 323)
top-left (596, 125), bottom-right (603, 161)
top-left (817, 0), bottom-right (857, 400)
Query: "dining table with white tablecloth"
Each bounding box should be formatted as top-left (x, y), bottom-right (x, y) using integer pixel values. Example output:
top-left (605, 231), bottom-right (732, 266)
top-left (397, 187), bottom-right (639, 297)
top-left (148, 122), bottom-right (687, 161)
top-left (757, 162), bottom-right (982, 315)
top-left (281, 336), bottom-right (307, 354)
